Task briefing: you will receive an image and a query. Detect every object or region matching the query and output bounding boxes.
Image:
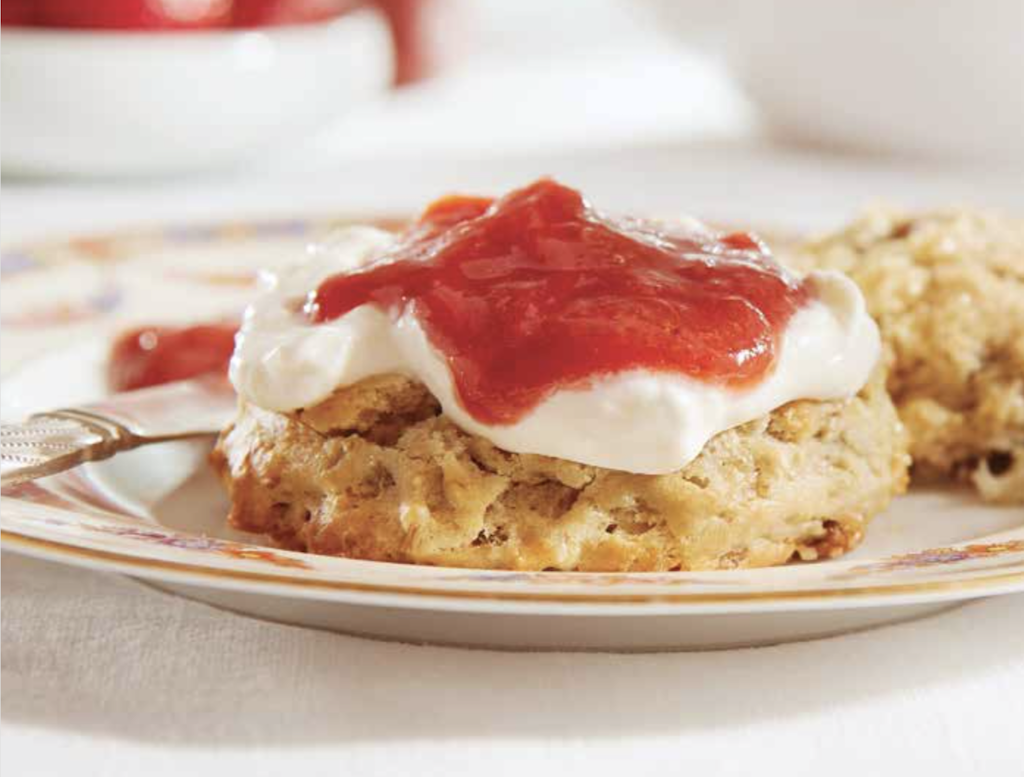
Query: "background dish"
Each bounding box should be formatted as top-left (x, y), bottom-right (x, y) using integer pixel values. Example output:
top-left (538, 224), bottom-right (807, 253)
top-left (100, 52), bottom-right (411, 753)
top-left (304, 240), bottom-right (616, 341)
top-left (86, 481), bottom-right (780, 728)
top-left (646, 0), bottom-right (1024, 163)
top-left (0, 12), bottom-right (392, 177)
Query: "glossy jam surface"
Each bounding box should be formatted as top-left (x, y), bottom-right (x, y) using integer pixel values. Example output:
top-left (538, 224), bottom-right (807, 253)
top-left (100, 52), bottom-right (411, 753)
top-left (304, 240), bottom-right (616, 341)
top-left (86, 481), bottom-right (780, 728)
top-left (108, 322), bottom-right (238, 392)
top-left (308, 179), bottom-right (813, 425)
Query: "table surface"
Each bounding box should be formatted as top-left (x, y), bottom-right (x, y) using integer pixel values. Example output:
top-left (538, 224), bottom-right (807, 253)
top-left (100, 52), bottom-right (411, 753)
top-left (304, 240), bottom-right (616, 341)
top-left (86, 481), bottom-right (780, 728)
top-left (3, 4), bottom-right (1023, 774)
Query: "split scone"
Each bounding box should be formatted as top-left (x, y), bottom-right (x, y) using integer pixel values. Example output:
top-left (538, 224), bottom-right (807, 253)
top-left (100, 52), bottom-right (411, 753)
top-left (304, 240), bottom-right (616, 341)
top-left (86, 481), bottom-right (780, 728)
top-left (212, 368), bottom-right (907, 572)
top-left (215, 179), bottom-right (908, 571)
top-left (792, 208), bottom-right (1024, 503)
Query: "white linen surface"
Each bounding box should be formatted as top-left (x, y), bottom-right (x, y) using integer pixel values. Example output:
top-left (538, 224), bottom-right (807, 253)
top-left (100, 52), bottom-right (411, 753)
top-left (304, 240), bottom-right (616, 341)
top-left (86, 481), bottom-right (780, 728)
top-left (3, 552), bottom-right (1022, 776)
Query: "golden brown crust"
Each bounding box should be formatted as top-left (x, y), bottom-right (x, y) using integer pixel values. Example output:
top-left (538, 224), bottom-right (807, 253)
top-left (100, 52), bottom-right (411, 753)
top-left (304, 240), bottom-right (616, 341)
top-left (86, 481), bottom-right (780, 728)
top-left (212, 368), bottom-right (909, 572)
top-left (791, 207), bottom-right (1024, 503)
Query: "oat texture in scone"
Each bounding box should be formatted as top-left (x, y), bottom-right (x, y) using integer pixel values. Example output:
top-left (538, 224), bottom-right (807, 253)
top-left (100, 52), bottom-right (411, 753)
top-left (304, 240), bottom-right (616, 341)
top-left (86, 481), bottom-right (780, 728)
top-left (790, 208), bottom-right (1024, 503)
top-left (212, 368), bottom-right (909, 572)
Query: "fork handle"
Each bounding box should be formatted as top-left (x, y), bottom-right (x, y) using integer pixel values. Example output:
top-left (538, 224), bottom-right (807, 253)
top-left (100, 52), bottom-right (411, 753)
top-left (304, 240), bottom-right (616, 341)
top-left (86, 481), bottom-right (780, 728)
top-left (0, 411), bottom-right (139, 488)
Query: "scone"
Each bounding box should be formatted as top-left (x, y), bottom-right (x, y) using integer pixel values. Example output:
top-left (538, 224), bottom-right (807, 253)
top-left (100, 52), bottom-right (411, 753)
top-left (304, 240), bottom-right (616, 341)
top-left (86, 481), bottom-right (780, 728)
top-left (212, 369), bottom-right (907, 572)
top-left (214, 179), bottom-right (907, 571)
top-left (792, 208), bottom-right (1024, 503)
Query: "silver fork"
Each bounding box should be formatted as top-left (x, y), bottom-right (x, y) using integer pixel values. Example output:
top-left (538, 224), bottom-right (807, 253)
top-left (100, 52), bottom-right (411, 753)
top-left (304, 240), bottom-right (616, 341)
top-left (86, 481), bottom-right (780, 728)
top-left (0, 377), bottom-right (237, 488)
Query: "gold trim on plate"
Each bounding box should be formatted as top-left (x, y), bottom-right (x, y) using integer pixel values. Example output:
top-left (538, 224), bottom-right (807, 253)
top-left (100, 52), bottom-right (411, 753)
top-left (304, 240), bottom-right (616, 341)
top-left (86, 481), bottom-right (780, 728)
top-left (4, 529), bottom-right (1023, 607)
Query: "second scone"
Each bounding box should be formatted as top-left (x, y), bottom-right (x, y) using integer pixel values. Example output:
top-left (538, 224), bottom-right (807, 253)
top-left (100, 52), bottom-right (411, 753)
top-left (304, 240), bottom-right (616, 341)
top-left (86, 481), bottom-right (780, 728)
top-left (792, 208), bottom-right (1024, 503)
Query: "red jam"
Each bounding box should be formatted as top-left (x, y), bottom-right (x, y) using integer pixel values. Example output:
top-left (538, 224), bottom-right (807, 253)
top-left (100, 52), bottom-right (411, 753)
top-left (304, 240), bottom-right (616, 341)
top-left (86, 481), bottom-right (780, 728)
top-left (308, 179), bottom-right (814, 425)
top-left (108, 322), bottom-right (238, 392)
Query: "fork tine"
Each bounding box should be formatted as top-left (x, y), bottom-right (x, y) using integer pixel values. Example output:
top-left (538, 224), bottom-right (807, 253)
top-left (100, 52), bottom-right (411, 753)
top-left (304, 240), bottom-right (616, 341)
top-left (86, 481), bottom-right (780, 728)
top-left (1, 412), bottom-right (129, 488)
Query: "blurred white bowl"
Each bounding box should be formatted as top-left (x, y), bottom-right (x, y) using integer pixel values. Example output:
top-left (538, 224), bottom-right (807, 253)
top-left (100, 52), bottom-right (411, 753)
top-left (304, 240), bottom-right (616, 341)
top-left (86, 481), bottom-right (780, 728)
top-left (647, 0), bottom-right (1024, 164)
top-left (1, 10), bottom-right (392, 177)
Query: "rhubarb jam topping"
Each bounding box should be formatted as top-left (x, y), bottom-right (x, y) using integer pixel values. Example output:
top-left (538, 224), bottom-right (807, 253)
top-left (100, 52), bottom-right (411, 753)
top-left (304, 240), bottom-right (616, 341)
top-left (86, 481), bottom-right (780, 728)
top-left (306, 179), bottom-right (813, 425)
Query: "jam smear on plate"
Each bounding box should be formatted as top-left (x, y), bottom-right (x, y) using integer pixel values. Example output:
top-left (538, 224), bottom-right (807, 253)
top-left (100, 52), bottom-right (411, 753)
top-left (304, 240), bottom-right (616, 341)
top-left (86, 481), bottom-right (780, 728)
top-left (108, 322), bottom-right (238, 392)
top-left (307, 178), bottom-right (814, 425)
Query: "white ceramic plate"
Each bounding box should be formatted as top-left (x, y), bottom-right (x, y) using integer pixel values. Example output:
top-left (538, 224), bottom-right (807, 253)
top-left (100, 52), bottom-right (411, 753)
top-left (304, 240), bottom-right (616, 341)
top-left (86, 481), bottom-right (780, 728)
top-left (2, 218), bottom-right (1022, 651)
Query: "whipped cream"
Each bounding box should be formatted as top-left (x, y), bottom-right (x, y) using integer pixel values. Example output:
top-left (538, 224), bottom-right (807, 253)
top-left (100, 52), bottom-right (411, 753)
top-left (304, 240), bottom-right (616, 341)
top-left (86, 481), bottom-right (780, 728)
top-left (230, 226), bottom-right (880, 475)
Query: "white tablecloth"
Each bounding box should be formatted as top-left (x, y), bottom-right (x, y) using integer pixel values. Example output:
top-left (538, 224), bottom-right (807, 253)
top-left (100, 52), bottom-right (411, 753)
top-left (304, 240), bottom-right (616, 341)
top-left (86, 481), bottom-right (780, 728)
top-left (3, 551), bottom-right (1022, 776)
top-left (3, 4), bottom-right (1023, 772)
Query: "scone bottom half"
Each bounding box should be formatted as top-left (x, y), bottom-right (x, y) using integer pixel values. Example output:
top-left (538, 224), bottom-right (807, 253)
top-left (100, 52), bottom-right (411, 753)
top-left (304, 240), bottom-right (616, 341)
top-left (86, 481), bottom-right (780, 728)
top-left (211, 370), bottom-right (910, 573)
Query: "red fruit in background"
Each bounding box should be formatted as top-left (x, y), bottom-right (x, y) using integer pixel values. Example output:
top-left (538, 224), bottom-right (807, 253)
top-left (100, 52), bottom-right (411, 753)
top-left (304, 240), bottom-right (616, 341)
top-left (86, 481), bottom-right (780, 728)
top-left (376, 0), bottom-right (435, 85)
top-left (232, 0), bottom-right (437, 85)
top-left (231, 0), bottom-right (358, 26)
top-left (1, 0), bottom-right (35, 25)
top-left (31, 0), bottom-right (232, 29)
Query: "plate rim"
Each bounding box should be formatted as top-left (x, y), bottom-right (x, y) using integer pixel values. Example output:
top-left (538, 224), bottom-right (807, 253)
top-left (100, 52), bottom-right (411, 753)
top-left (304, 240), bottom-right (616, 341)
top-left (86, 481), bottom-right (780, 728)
top-left (4, 526), bottom-right (1023, 614)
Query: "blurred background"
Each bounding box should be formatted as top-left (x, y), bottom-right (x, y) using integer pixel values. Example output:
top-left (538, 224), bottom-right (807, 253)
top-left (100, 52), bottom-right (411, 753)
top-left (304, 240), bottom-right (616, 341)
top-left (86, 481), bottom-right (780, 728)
top-left (2, 0), bottom-right (1023, 242)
